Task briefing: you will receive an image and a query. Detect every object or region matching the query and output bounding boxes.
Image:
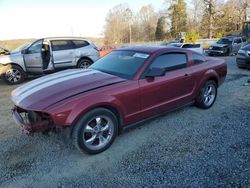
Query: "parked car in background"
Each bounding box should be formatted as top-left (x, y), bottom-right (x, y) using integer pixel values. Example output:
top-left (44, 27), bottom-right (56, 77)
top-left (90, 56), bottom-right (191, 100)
top-left (207, 36), bottom-right (247, 56)
top-left (236, 43), bottom-right (250, 69)
top-left (165, 43), bottom-right (204, 54)
top-left (11, 46), bottom-right (227, 154)
top-left (99, 45), bottom-right (116, 57)
top-left (0, 37), bottom-right (99, 84)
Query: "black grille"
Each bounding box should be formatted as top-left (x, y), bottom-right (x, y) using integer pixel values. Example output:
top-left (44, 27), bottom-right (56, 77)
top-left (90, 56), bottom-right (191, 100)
top-left (212, 46), bottom-right (222, 50)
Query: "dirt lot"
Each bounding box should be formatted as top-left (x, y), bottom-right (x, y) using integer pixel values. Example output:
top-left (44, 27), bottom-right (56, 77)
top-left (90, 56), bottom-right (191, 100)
top-left (0, 56), bottom-right (249, 187)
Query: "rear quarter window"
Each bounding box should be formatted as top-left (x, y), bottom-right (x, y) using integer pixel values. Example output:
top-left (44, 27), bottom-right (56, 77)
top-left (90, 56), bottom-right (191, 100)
top-left (72, 40), bottom-right (89, 48)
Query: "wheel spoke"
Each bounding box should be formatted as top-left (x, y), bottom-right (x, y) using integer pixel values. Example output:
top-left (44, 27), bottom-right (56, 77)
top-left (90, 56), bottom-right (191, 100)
top-left (86, 134), bottom-right (97, 144)
top-left (85, 125), bottom-right (95, 133)
top-left (101, 124), bottom-right (109, 132)
top-left (207, 86), bottom-right (212, 95)
top-left (204, 97), bottom-right (209, 104)
top-left (98, 135), bottom-right (106, 145)
top-left (96, 117), bottom-right (102, 126)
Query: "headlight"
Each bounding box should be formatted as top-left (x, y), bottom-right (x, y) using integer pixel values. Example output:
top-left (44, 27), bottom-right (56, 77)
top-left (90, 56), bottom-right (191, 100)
top-left (209, 46), bottom-right (213, 49)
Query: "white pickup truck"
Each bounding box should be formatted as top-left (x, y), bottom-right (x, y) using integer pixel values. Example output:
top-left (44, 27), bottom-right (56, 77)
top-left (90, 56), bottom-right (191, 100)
top-left (165, 43), bottom-right (204, 54)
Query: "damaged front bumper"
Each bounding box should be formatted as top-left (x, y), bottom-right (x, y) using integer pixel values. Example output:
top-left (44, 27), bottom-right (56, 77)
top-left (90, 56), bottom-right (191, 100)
top-left (12, 107), bottom-right (54, 134)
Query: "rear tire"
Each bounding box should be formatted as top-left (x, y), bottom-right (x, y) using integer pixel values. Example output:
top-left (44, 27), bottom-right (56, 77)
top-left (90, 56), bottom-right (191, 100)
top-left (1, 64), bottom-right (26, 85)
top-left (77, 58), bottom-right (92, 69)
top-left (195, 80), bottom-right (217, 109)
top-left (72, 108), bottom-right (118, 154)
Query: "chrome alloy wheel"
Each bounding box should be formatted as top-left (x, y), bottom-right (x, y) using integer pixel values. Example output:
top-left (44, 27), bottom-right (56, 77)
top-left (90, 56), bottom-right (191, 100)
top-left (83, 116), bottom-right (114, 151)
top-left (5, 68), bottom-right (21, 83)
top-left (203, 83), bottom-right (216, 106)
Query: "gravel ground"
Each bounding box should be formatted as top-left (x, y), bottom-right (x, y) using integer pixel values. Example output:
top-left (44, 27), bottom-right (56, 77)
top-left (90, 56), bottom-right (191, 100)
top-left (0, 56), bottom-right (249, 187)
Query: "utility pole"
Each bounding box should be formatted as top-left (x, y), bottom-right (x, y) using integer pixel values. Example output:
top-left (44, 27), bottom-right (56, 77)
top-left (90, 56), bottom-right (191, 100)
top-left (126, 8), bottom-right (133, 44)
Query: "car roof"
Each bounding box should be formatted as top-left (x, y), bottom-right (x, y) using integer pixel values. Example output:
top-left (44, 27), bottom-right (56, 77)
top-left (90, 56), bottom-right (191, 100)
top-left (41, 37), bottom-right (89, 41)
top-left (115, 45), bottom-right (170, 54)
top-left (115, 45), bottom-right (195, 54)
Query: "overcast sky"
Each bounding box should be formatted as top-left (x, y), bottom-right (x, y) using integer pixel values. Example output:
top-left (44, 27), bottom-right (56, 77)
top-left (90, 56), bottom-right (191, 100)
top-left (0, 0), bottom-right (190, 40)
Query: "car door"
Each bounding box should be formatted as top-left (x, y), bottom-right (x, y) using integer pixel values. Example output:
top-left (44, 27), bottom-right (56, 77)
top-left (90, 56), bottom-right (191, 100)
top-left (138, 52), bottom-right (196, 116)
top-left (50, 40), bottom-right (75, 69)
top-left (23, 39), bottom-right (44, 73)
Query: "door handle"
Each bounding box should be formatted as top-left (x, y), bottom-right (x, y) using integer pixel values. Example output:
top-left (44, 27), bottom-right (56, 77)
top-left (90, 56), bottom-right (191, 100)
top-left (184, 73), bottom-right (189, 77)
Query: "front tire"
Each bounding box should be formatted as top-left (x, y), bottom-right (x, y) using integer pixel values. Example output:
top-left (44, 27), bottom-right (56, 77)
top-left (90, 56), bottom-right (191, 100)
top-left (1, 65), bottom-right (26, 85)
top-left (195, 80), bottom-right (217, 109)
top-left (72, 108), bottom-right (118, 154)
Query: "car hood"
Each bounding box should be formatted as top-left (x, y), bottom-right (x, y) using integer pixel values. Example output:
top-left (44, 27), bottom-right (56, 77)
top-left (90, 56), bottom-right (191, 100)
top-left (11, 69), bottom-right (126, 110)
top-left (211, 43), bottom-right (229, 48)
top-left (0, 52), bottom-right (22, 64)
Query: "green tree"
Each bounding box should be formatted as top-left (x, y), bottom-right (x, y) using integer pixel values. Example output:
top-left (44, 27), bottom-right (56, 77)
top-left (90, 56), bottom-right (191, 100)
top-left (168, 0), bottom-right (188, 36)
top-left (155, 16), bottom-right (166, 40)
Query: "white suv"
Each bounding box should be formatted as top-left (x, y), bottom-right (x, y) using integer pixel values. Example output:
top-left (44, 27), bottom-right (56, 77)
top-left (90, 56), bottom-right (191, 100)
top-left (0, 37), bottom-right (100, 84)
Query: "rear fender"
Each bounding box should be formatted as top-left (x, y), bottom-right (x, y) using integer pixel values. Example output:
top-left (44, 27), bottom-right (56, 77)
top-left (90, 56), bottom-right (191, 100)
top-left (197, 69), bottom-right (219, 92)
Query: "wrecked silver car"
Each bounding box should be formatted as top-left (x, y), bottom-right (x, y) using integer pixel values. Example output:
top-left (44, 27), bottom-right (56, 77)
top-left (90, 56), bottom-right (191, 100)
top-left (0, 37), bottom-right (100, 84)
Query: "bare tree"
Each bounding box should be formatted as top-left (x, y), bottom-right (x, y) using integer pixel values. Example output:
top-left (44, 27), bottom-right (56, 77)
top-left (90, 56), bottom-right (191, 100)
top-left (136, 5), bottom-right (158, 41)
top-left (104, 4), bottom-right (133, 44)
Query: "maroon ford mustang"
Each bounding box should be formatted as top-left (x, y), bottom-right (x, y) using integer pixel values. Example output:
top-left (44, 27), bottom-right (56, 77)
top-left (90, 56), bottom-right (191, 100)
top-left (11, 46), bottom-right (227, 154)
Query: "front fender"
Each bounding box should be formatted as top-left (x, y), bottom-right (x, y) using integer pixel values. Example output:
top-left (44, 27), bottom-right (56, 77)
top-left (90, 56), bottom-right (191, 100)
top-left (46, 94), bottom-right (126, 128)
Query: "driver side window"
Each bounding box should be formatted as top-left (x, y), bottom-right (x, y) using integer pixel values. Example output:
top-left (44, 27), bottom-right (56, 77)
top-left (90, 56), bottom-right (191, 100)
top-left (150, 52), bottom-right (187, 72)
top-left (27, 40), bottom-right (43, 54)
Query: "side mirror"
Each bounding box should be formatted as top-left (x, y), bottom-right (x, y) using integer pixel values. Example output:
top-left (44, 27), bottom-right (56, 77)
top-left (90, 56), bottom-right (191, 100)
top-left (145, 67), bottom-right (165, 78)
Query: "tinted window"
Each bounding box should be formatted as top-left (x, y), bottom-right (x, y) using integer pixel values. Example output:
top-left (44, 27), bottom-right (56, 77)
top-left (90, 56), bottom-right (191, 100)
top-left (150, 53), bottom-right (187, 71)
top-left (192, 53), bottom-right (205, 64)
top-left (28, 40), bottom-right (43, 54)
top-left (234, 38), bottom-right (242, 44)
top-left (72, 40), bottom-right (89, 48)
top-left (51, 40), bottom-right (74, 51)
top-left (90, 51), bottom-right (149, 79)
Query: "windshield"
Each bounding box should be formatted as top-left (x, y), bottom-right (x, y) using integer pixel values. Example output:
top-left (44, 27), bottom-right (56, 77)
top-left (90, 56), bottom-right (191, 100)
top-left (89, 50), bottom-right (149, 79)
top-left (242, 44), bottom-right (250, 50)
top-left (217, 38), bottom-right (232, 45)
top-left (11, 42), bottom-right (31, 53)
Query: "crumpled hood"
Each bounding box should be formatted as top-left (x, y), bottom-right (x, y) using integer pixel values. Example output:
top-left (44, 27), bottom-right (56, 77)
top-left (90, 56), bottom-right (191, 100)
top-left (11, 69), bottom-right (126, 110)
top-left (0, 52), bottom-right (22, 64)
top-left (211, 43), bottom-right (229, 48)
top-left (0, 46), bottom-right (10, 53)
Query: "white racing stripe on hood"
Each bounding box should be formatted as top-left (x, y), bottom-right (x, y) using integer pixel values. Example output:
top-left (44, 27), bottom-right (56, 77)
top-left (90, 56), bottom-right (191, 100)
top-left (12, 69), bottom-right (99, 104)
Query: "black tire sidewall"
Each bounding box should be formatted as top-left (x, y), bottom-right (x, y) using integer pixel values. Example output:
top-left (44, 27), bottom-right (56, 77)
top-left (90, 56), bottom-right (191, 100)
top-left (195, 80), bottom-right (217, 109)
top-left (1, 65), bottom-right (25, 85)
top-left (72, 108), bottom-right (118, 154)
